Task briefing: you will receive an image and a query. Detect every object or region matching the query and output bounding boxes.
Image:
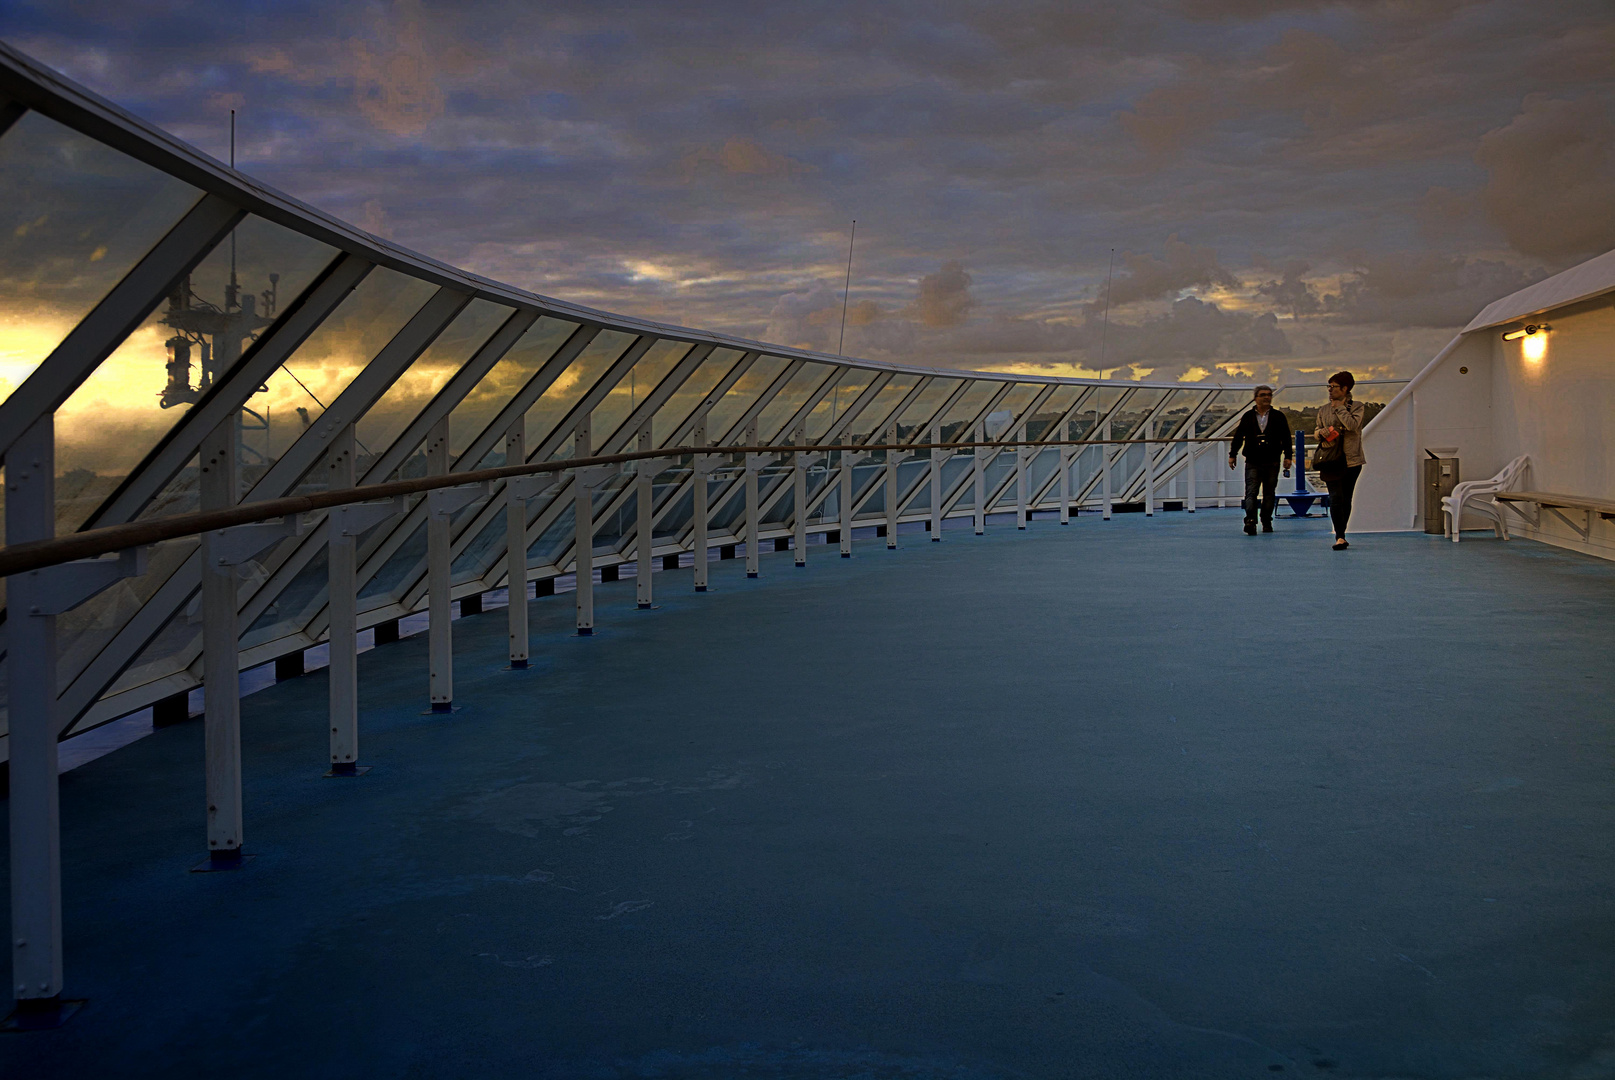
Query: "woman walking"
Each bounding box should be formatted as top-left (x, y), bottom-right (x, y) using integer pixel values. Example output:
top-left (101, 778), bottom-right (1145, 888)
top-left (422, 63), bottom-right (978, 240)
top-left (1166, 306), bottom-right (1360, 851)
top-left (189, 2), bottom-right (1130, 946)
top-left (1314, 371), bottom-right (1366, 550)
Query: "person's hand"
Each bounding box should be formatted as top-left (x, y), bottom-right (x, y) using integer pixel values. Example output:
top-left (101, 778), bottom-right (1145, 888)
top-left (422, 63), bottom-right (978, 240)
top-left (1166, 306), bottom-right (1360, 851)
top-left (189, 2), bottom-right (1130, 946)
top-left (1228, 456), bottom-right (1236, 469)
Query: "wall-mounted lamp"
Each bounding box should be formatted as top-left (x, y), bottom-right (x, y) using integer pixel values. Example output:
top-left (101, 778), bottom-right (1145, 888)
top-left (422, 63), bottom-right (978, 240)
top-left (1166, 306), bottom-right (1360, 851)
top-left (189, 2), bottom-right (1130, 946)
top-left (1503, 323), bottom-right (1550, 363)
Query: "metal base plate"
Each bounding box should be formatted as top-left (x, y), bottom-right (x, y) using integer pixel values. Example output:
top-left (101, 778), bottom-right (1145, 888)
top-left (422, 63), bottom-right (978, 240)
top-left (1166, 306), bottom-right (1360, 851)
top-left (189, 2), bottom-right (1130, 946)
top-left (324, 764), bottom-right (372, 778)
top-left (191, 852), bottom-right (255, 873)
top-left (421, 704), bottom-right (462, 715)
top-left (1, 998), bottom-right (85, 1032)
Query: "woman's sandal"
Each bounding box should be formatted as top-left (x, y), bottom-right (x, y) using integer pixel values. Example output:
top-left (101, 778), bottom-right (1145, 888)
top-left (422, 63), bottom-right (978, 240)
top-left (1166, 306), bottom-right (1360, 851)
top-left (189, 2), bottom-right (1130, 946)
top-left (1332, 538), bottom-right (1349, 551)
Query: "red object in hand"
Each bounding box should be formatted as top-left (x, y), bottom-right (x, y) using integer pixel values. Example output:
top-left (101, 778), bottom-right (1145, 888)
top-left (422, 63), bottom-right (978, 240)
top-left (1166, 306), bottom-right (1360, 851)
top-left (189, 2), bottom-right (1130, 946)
top-left (1322, 426), bottom-right (1339, 443)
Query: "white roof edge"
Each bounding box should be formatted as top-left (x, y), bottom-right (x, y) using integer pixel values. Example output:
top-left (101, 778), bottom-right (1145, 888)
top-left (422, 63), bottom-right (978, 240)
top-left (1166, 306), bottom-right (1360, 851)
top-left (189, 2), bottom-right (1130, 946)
top-left (1463, 247), bottom-right (1615, 333)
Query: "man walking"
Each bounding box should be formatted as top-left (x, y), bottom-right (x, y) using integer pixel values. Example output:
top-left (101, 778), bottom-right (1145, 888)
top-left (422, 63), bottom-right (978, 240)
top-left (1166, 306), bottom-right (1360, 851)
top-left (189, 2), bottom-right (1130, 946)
top-left (1228, 385), bottom-right (1293, 535)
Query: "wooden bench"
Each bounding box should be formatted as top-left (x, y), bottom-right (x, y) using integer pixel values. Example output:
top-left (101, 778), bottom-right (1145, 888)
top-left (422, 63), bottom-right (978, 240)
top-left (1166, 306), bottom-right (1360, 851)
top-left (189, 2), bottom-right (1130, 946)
top-left (1494, 491), bottom-right (1615, 540)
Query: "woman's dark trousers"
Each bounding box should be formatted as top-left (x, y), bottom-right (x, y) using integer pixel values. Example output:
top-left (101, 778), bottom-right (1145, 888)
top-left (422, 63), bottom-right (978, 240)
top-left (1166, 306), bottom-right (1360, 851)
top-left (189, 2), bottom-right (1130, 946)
top-left (1323, 464), bottom-right (1363, 539)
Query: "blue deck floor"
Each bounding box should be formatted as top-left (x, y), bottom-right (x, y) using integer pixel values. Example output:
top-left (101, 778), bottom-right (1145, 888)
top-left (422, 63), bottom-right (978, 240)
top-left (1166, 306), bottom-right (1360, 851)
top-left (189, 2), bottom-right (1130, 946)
top-left (7, 509), bottom-right (1615, 1078)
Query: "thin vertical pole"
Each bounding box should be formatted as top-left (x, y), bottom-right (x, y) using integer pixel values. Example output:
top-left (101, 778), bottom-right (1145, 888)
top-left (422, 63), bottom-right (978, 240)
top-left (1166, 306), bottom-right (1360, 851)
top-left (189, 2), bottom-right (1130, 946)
top-left (885, 423), bottom-right (898, 548)
top-left (973, 420), bottom-right (986, 535)
top-left (1144, 424), bottom-right (1155, 517)
top-left (200, 416), bottom-right (244, 858)
top-left (426, 417), bottom-right (454, 707)
top-left (505, 419), bottom-right (529, 666)
top-left (7, 415), bottom-right (63, 1006)
top-left (637, 424), bottom-right (656, 606)
top-left (693, 413), bottom-right (710, 591)
top-left (326, 425), bottom-right (360, 771)
top-left (744, 442), bottom-right (761, 578)
top-left (838, 220), bottom-right (857, 355)
top-left (839, 449), bottom-right (853, 557)
top-left (1099, 247), bottom-right (1114, 370)
top-left (1185, 443), bottom-right (1197, 513)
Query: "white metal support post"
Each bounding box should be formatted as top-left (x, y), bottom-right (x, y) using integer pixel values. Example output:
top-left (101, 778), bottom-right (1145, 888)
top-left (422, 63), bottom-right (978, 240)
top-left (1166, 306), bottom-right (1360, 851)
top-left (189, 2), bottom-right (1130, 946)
top-left (973, 420), bottom-right (986, 535)
top-left (929, 420), bottom-right (943, 542)
top-left (1102, 417), bottom-right (1113, 520)
top-left (5, 416), bottom-right (64, 1021)
top-left (838, 448), bottom-right (853, 557)
top-left (885, 422), bottom-right (898, 548)
top-left (200, 416), bottom-right (243, 863)
top-left (504, 419), bottom-right (529, 666)
top-left (325, 425), bottom-right (397, 775)
top-left (571, 464), bottom-right (617, 633)
top-left (5, 415), bottom-right (149, 1026)
top-left (636, 425), bottom-right (664, 605)
top-left (793, 428), bottom-right (807, 566)
top-left (1059, 444), bottom-right (1072, 525)
top-left (744, 422), bottom-right (761, 578)
top-left (425, 418), bottom-right (454, 709)
top-left (1144, 422), bottom-right (1155, 516)
top-left (692, 413), bottom-right (711, 591)
top-left (1016, 423), bottom-right (1028, 529)
top-left (1185, 443), bottom-right (1197, 513)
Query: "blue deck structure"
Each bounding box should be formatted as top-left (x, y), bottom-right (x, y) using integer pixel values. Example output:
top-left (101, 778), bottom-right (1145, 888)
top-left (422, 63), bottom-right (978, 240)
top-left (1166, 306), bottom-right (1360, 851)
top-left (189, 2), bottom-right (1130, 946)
top-left (8, 510), bottom-right (1615, 1078)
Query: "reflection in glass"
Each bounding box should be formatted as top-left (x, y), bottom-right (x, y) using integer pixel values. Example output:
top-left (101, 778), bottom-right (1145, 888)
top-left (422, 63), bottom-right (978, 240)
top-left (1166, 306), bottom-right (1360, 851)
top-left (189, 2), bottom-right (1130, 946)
top-left (843, 374), bottom-right (921, 444)
top-left (0, 111), bottom-right (203, 408)
top-left (707, 354), bottom-right (787, 443)
top-left (591, 338), bottom-right (694, 448)
top-left (1069, 386), bottom-right (1125, 440)
top-left (758, 362), bottom-right (836, 443)
top-left (934, 381), bottom-right (998, 443)
top-left (893, 378), bottom-right (961, 441)
top-left (54, 216), bottom-right (336, 532)
top-left (525, 328), bottom-right (637, 455)
top-left (651, 347), bottom-right (744, 447)
top-left (804, 369), bottom-right (874, 441)
top-left (1028, 385), bottom-right (1080, 441)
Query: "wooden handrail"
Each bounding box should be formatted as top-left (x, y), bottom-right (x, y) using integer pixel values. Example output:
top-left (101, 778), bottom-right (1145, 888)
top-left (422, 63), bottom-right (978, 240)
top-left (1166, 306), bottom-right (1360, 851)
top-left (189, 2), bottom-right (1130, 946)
top-left (0, 436), bottom-right (1233, 577)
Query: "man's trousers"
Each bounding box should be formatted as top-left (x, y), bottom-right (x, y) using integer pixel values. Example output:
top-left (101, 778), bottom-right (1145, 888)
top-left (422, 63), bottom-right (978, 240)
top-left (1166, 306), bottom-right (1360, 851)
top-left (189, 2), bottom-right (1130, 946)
top-left (1243, 461), bottom-right (1281, 525)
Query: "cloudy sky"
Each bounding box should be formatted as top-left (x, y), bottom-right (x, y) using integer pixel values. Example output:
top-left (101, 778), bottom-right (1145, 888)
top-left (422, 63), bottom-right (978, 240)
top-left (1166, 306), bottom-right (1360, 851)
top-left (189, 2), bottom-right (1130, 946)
top-left (5, 0), bottom-right (1614, 384)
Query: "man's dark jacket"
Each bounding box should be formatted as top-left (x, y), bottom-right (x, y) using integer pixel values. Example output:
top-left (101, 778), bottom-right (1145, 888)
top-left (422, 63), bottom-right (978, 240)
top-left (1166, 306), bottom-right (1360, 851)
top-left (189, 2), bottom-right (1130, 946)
top-left (1229, 408), bottom-right (1292, 466)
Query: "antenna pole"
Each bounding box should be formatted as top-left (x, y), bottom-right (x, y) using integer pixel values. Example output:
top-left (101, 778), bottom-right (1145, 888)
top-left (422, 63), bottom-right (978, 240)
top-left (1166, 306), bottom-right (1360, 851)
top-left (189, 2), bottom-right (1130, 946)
top-left (1099, 247), bottom-right (1114, 369)
top-left (838, 220), bottom-right (857, 356)
top-left (228, 110), bottom-right (238, 305)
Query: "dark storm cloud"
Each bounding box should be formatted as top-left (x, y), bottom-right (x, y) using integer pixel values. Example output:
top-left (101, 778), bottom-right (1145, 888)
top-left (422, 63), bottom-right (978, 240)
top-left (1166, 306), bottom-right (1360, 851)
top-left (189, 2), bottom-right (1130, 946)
top-left (4, 0), bottom-right (1613, 380)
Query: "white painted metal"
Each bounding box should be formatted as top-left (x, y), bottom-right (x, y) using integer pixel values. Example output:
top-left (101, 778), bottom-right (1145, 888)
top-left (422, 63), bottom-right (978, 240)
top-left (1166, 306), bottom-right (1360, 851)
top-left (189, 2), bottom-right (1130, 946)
top-left (636, 425), bottom-right (662, 605)
top-left (1102, 417), bottom-right (1113, 520)
top-left (572, 460), bottom-right (617, 634)
top-left (7, 414), bottom-right (62, 1002)
top-left (692, 413), bottom-right (711, 591)
top-left (929, 420), bottom-right (943, 542)
top-left (839, 451), bottom-right (853, 557)
top-left (1186, 444), bottom-right (1197, 512)
top-left (425, 417), bottom-right (454, 708)
top-left (793, 432), bottom-right (808, 566)
top-left (886, 423), bottom-right (898, 549)
top-left (199, 417), bottom-right (244, 858)
top-left (1059, 445), bottom-right (1072, 524)
top-left (1016, 423), bottom-right (1028, 529)
top-left (326, 425), bottom-right (360, 768)
top-left (505, 420), bottom-right (530, 666)
top-left (974, 420), bottom-right (986, 535)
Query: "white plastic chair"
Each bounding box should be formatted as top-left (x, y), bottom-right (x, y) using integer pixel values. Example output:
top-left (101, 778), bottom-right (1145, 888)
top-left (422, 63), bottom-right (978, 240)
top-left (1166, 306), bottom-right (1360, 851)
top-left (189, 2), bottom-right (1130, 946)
top-left (1443, 455), bottom-right (1530, 542)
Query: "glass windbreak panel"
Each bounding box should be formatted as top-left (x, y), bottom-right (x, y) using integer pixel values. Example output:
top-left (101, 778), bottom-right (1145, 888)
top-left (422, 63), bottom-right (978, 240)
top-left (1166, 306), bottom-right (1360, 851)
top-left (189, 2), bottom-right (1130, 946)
top-left (892, 378), bottom-right (960, 441)
top-left (1195, 389), bottom-right (1252, 437)
top-left (56, 215), bottom-right (336, 532)
top-left (651, 347), bottom-right (743, 447)
top-left (804, 369), bottom-right (874, 441)
top-left (707, 354), bottom-right (788, 443)
top-left (843, 374), bottom-right (920, 444)
top-left (525, 328), bottom-right (636, 456)
top-left (246, 267), bottom-right (438, 493)
top-left (934, 380), bottom-right (998, 442)
top-left (1028, 385), bottom-right (1080, 441)
top-left (758, 361), bottom-right (835, 443)
top-left (1108, 388), bottom-right (1166, 440)
top-left (55, 536), bottom-right (198, 694)
top-left (452, 504), bottom-right (508, 580)
top-left (360, 512), bottom-right (426, 603)
top-left (1070, 385), bottom-right (1125, 440)
top-left (991, 384), bottom-right (1042, 438)
top-left (0, 111), bottom-right (203, 407)
top-left (591, 338), bottom-right (694, 449)
top-left (456, 316), bottom-right (579, 464)
top-left (100, 598), bottom-right (202, 702)
top-left (242, 545), bottom-right (329, 651)
top-left (352, 298), bottom-right (510, 477)
top-left (1152, 388), bottom-right (1203, 441)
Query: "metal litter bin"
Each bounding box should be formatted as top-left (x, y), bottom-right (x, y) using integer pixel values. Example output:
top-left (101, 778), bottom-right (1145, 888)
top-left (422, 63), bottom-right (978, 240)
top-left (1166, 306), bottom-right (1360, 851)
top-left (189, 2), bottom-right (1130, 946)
top-left (1423, 450), bottom-right (1459, 533)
